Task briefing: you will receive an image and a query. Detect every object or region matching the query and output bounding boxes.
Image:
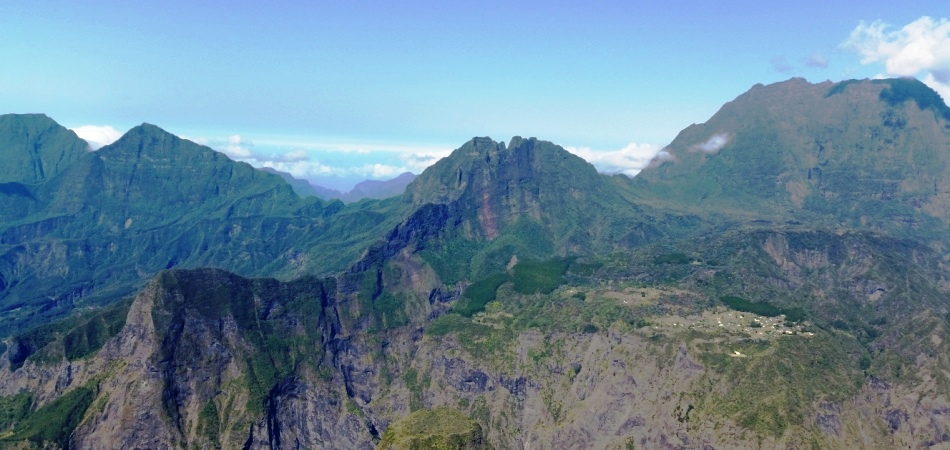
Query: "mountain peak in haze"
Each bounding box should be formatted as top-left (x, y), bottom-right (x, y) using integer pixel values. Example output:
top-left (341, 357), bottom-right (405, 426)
top-left (260, 168), bottom-right (416, 202)
top-left (342, 171), bottom-right (416, 202)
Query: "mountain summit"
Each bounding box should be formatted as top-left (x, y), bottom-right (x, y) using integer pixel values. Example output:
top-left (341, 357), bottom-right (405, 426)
top-left (634, 78), bottom-right (950, 233)
top-left (406, 136), bottom-right (601, 209)
top-left (397, 136), bottom-right (683, 280)
top-left (0, 114), bottom-right (88, 186)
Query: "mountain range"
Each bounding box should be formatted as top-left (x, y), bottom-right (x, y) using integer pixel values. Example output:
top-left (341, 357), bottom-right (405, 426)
top-left (0, 77), bottom-right (948, 449)
top-left (260, 167), bottom-right (417, 204)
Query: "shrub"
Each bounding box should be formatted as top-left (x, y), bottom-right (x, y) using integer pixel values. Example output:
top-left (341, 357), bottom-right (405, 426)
top-left (720, 296), bottom-right (782, 317)
top-left (457, 274), bottom-right (510, 317)
top-left (511, 259), bottom-right (570, 295)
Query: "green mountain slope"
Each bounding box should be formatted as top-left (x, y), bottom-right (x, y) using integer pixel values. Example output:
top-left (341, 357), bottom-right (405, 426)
top-left (0, 119), bottom-right (410, 335)
top-left (402, 136), bottom-right (699, 282)
top-left (0, 114), bottom-right (89, 223)
top-left (0, 114), bottom-right (88, 186)
top-left (632, 78), bottom-right (950, 235)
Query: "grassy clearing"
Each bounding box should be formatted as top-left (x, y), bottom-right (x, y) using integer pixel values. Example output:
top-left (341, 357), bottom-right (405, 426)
top-left (377, 407), bottom-right (485, 450)
top-left (1, 381), bottom-right (98, 448)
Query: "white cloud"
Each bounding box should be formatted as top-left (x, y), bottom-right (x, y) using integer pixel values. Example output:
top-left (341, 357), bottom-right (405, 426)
top-left (565, 142), bottom-right (662, 177)
top-left (363, 163), bottom-right (403, 178)
top-left (221, 134), bottom-right (254, 159)
top-left (183, 132), bottom-right (456, 187)
top-left (262, 160), bottom-right (411, 182)
top-left (280, 149), bottom-right (310, 162)
top-left (262, 160), bottom-right (338, 179)
top-left (70, 125), bottom-right (123, 150)
top-left (841, 16), bottom-right (950, 100)
top-left (188, 134), bottom-right (312, 163)
top-left (691, 132), bottom-right (731, 154)
top-left (257, 146), bottom-right (451, 181)
top-left (402, 149), bottom-right (453, 173)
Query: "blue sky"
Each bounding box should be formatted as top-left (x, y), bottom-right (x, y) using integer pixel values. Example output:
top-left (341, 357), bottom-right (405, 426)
top-left (2, 1), bottom-right (948, 190)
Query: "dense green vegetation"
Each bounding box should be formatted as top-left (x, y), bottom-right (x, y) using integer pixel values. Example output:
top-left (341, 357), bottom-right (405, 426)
top-left (197, 400), bottom-right (221, 447)
top-left (0, 117), bottom-right (412, 337)
top-left (878, 78), bottom-right (950, 121)
top-left (511, 259), bottom-right (571, 295)
top-left (3, 383), bottom-right (97, 448)
top-left (653, 253), bottom-right (693, 265)
top-left (719, 296), bottom-right (805, 323)
top-left (454, 258), bottom-right (572, 317)
top-left (6, 298), bottom-right (133, 370)
top-left (0, 392), bottom-right (33, 431)
top-left (455, 274), bottom-right (509, 317)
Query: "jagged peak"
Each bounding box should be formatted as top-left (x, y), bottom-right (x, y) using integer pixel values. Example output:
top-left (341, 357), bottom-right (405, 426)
top-left (0, 113), bottom-right (78, 141)
top-left (406, 135), bottom-right (599, 206)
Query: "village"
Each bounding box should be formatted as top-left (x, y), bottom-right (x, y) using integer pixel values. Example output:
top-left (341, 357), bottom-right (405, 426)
top-left (568, 285), bottom-right (815, 342)
top-left (647, 307), bottom-right (815, 340)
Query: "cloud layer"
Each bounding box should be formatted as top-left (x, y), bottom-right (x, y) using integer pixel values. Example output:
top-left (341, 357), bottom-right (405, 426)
top-left (842, 16), bottom-right (950, 100)
top-left (565, 142), bottom-right (662, 177)
top-left (71, 125), bottom-right (123, 150)
top-left (691, 132), bottom-right (731, 154)
top-left (183, 133), bottom-right (453, 189)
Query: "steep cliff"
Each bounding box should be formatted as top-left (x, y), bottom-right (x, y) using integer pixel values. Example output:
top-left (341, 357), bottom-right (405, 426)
top-left (403, 136), bottom-right (699, 281)
top-left (1, 225), bottom-right (947, 448)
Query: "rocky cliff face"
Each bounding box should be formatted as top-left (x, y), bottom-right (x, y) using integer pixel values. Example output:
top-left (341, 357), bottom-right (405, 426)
top-left (1, 227), bottom-right (947, 449)
top-left (402, 136), bottom-right (697, 281)
top-left (405, 137), bottom-right (634, 242)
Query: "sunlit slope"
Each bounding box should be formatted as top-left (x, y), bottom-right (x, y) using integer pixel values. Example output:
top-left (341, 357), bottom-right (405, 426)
top-left (632, 78), bottom-right (950, 235)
